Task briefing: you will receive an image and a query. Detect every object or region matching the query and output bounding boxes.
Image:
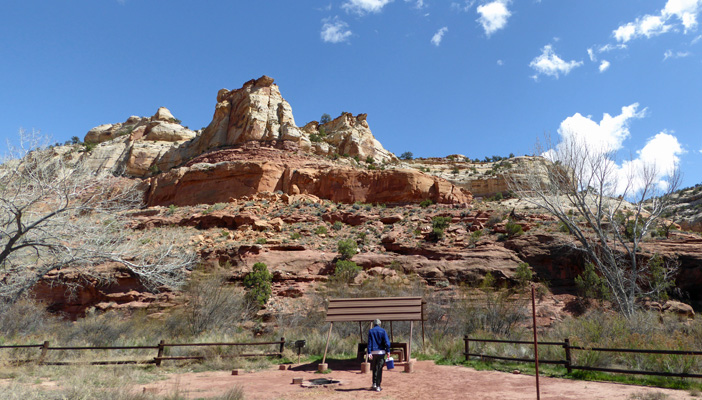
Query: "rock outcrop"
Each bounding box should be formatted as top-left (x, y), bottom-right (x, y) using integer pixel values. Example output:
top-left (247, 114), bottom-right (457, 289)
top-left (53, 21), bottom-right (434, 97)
top-left (145, 143), bottom-right (471, 207)
top-left (405, 156), bottom-right (552, 198)
top-left (79, 76), bottom-right (397, 178)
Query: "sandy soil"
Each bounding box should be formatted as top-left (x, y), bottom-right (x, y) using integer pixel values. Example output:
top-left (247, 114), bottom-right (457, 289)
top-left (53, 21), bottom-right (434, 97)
top-left (139, 360), bottom-right (695, 400)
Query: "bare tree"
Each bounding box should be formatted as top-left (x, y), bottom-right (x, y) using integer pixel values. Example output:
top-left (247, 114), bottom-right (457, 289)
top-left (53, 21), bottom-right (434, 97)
top-left (0, 130), bottom-right (197, 305)
top-left (507, 137), bottom-right (680, 318)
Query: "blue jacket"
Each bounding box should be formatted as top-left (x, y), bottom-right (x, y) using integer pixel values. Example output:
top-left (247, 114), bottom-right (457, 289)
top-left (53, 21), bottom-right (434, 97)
top-left (367, 325), bottom-right (391, 354)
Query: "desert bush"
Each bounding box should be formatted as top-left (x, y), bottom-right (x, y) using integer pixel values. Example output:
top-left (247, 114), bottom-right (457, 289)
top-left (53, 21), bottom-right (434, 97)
top-left (505, 219), bottom-right (523, 238)
top-left (331, 260), bottom-right (361, 284)
top-left (0, 298), bottom-right (50, 338)
top-left (514, 262), bottom-right (533, 288)
top-left (419, 199), bottom-right (433, 208)
top-left (336, 238), bottom-right (358, 260)
top-left (177, 273), bottom-right (252, 335)
top-left (485, 214), bottom-right (503, 228)
top-left (314, 225), bottom-right (328, 235)
top-left (399, 151), bottom-right (413, 160)
top-left (332, 221), bottom-right (344, 231)
top-left (243, 262), bottom-right (272, 307)
top-left (574, 262), bottom-right (608, 302)
top-left (427, 216), bottom-right (451, 242)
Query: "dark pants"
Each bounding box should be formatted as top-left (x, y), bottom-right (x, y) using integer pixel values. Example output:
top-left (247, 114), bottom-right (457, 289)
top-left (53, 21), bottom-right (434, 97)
top-left (371, 354), bottom-right (385, 387)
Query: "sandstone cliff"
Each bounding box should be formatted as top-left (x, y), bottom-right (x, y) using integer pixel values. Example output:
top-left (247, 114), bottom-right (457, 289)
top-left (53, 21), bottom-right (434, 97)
top-left (405, 155), bottom-right (551, 198)
top-left (145, 142), bottom-right (471, 207)
top-left (78, 76), bottom-right (396, 178)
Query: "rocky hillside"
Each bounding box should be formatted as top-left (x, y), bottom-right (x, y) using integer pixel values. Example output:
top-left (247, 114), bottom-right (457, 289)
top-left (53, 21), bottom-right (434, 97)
top-left (403, 155), bottom-right (550, 198)
top-left (663, 184), bottom-right (702, 232)
top-left (8, 75), bottom-right (701, 324)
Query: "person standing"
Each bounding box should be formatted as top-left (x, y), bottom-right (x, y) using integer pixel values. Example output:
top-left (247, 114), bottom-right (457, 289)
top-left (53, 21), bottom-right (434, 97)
top-left (367, 318), bottom-right (391, 392)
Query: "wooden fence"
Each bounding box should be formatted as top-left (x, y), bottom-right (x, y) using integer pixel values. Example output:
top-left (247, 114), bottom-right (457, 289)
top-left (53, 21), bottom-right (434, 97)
top-left (464, 336), bottom-right (702, 379)
top-left (0, 338), bottom-right (285, 366)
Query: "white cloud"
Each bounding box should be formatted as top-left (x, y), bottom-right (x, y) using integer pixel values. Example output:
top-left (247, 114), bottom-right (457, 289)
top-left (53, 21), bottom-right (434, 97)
top-left (599, 60), bottom-right (611, 72)
top-left (431, 27), bottom-right (448, 46)
top-left (663, 49), bottom-right (692, 59)
top-left (613, 0), bottom-right (702, 42)
top-left (343, 0), bottom-right (394, 15)
top-left (557, 104), bottom-right (645, 153)
top-left (451, 1), bottom-right (476, 12)
top-left (476, 1), bottom-right (511, 36)
top-left (587, 48), bottom-right (597, 62)
top-left (405, 0), bottom-right (426, 9)
top-left (550, 105), bottom-right (681, 194)
top-left (497, 59), bottom-right (503, 66)
top-left (599, 43), bottom-right (628, 52)
top-left (663, 0), bottom-right (702, 32)
top-left (321, 17), bottom-right (352, 43)
top-left (693, 34), bottom-right (702, 43)
top-left (529, 45), bottom-right (583, 79)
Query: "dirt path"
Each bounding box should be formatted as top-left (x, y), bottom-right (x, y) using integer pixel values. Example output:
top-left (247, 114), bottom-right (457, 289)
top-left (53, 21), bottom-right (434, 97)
top-left (139, 360), bottom-right (695, 400)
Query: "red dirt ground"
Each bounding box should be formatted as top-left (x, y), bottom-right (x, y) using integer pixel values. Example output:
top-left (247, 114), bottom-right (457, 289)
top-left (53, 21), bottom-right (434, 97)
top-left (139, 360), bottom-right (695, 399)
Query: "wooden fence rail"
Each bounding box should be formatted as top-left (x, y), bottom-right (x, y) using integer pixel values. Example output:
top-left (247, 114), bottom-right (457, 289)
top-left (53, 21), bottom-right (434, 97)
top-left (464, 336), bottom-right (702, 379)
top-left (0, 338), bottom-right (285, 367)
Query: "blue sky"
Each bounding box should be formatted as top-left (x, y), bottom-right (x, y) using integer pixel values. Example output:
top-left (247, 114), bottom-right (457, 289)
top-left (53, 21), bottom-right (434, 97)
top-left (1, 0), bottom-right (701, 188)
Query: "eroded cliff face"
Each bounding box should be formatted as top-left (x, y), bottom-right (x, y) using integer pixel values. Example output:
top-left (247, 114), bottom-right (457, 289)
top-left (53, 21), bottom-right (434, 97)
top-left (144, 142), bottom-right (471, 207)
top-left (405, 155), bottom-right (552, 198)
top-left (78, 76), bottom-right (397, 178)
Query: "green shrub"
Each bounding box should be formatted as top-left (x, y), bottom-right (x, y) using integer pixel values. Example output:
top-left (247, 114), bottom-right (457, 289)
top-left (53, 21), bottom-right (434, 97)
top-left (480, 272), bottom-right (496, 291)
top-left (82, 142), bottom-right (97, 152)
top-left (558, 221), bottom-right (571, 233)
top-left (290, 232), bottom-right (302, 240)
top-left (320, 113), bottom-right (332, 124)
top-left (315, 226), bottom-right (328, 235)
top-left (575, 262), bottom-right (608, 301)
top-left (243, 262), bottom-right (272, 306)
top-left (505, 219), bottom-right (523, 238)
top-left (515, 262), bottom-right (533, 288)
top-left (332, 260), bottom-right (362, 284)
top-left (419, 199), bottom-right (433, 208)
top-left (332, 221), bottom-right (344, 231)
top-left (337, 238), bottom-right (358, 260)
top-left (399, 151), bottom-right (413, 160)
top-left (255, 238), bottom-right (267, 244)
top-left (427, 216), bottom-right (451, 242)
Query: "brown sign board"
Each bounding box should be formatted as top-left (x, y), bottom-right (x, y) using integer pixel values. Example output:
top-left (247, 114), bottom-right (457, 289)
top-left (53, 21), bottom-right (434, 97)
top-left (325, 297), bottom-right (426, 322)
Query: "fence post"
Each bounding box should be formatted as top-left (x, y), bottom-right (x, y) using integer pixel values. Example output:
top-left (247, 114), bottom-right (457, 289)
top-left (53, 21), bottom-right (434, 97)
top-left (464, 335), bottom-right (469, 362)
top-left (155, 340), bottom-right (165, 367)
top-left (564, 338), bottom-right (572, 374)
top-left (279, 337), bottom-right (285, 358)
top-left (38, 341), bottom-right (50, 365)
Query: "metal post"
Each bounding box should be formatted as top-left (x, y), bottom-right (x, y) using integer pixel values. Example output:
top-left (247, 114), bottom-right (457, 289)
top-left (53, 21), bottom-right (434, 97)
top-left (279, 337), bottom-right (285, 358)
top-left (421, 300), bottom-right (426, 351)
top-left (155, 339), bottom-right (165, 367)
top-left (421, 320), bottom-right (425, 351)
top-left (321, 322), bottom-right (334, 365)
top-left (408, 321), bottom-right (413, 362)
top-left (564, 338), bottom-right (572, 374)
top-left (531, 285), bottom-right (541, 400)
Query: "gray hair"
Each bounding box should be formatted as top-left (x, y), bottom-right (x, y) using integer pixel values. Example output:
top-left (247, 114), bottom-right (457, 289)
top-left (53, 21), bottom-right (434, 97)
top-left (373, 319), bottom-right (381, 326)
